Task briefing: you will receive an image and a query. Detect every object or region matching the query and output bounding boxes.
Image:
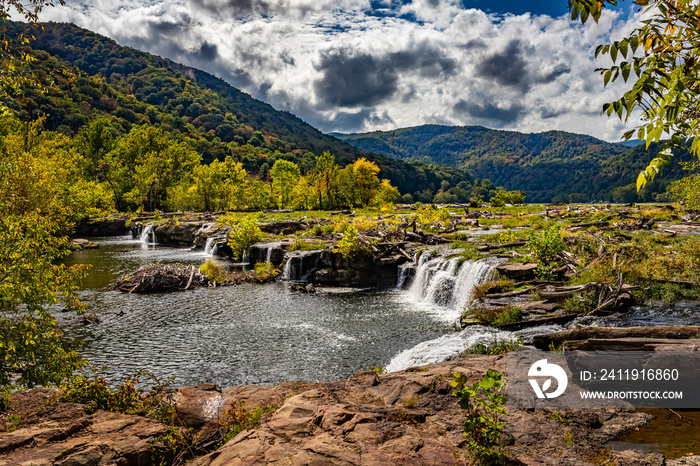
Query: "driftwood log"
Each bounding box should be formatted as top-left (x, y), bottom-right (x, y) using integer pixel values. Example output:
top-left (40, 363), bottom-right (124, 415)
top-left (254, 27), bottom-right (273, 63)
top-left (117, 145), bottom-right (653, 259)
top-left (108, 263), bottom-right (211, 293)
top-left (563, 338), bottom-right (700, 351)
top-left (532, 325), bottom-right (700, 350)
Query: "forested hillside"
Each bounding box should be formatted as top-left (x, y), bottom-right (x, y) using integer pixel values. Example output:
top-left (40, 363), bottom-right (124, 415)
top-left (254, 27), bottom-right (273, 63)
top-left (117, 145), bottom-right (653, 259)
top-left (339, 125), bottom-right (693, 203)
top-left (5, 21), bottom-right (484, 203)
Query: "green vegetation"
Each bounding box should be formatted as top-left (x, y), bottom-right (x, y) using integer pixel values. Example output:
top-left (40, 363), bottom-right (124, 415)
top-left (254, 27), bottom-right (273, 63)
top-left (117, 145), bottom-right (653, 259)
top-left (0, 116), bottom-right (89, 391)
top-left (253, 261), bottom-right (280, 281)
top-left (223, 214), bottom-right (264, 261)
top-left (339, 125), bottom-right (696, 203)
top-left (570, 1), bottom-right (700, 192)
top-left (199, 259), bottom-right (225, 282)
top-left (218, 400), bottom-right (278, 445)
top-left (59, 367), bottom-right (174, 422)
top-left (468, 305), bottom-right (522, 326)
top-left (452, 370), bottom-right (509, 465)
top-left (333, 225), bottom-right (369, 259)
top-left (464, 339), bottom-right (524, 355)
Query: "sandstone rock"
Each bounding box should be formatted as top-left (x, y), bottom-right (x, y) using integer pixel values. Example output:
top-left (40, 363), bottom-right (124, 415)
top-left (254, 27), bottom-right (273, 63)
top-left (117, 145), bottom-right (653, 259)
top-left (496, 262), bottom-right (539, 280)
top-left (154, 221), bottom-right (205, 245)
top-left (0, 391), bottom-right (168, 466)
top-left (73, 216), bottom-right (129, 237)
top-left (69, 239), bottom-right (99, 250)
top-left (190, 354), bottom-right (655, 466)
top-left (533, 325), bottom-right (700, 350)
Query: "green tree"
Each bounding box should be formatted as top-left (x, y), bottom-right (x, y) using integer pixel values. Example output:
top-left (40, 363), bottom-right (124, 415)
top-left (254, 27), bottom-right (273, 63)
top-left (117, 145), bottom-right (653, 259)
top-left (571, 0), bottom-right (700, 190)
top-left (311, 152), bottom-right (339, 209)
top-left (270, 159), bottom-right (300, 208)
top-left (1, 0), bottom-right (65, 107)
top-left (0, 115), bottom-right (88, 390)
top-left (352, 157), bottom-right (381, 206)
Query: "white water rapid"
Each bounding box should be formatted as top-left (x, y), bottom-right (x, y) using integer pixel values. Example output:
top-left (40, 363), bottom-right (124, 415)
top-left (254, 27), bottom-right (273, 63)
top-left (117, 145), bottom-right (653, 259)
top-left (400, 253), bottom-right (496, 323)
top-left (140, 224), bottom-right (156, 246)
top-left (386, 251), bottom-right (556, 372)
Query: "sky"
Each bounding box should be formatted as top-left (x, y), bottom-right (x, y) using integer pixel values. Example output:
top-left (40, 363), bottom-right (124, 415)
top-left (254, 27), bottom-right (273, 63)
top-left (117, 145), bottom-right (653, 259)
top-left (38, 0), bottom-right (644, 141)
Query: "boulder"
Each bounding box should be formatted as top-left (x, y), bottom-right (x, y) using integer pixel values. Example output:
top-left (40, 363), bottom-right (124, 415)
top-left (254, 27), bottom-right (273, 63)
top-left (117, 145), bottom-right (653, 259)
top-left (69, 239), bottom-right (99, 250)
top-left (495, 262), bottom-right (539, 280)
top-left (72, 216), bottom-right (129, 237)
top-left (154, 221), bottom-right (206, 245)
top-left (0, 389), bottom-right (168, 466)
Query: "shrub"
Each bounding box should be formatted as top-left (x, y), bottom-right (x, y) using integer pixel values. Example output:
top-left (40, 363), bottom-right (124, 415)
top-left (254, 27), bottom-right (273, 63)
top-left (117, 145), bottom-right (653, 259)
top-left (464, 338), bottom-right (524, 355)
top-left (333, 225), bottom-right (369, 259)
top-left (254, 261), bottom-right (279, 281)
top-left (59, 367), bottom-right (175, 422)
top-left (452, 370), bottom-right (509, 465)
top-left (469, 305), bottom-right (521, 326)
top-left (200, 258), bottom-right (225, 282)
top-left (218, 400), bottom-right (277, 445)
top-left (224, 214), bottom-right (264, 261)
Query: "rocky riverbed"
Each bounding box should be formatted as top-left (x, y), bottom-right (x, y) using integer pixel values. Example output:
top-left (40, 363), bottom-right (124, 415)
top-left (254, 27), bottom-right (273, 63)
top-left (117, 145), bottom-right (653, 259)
top-left (0, 354), bottom-right (688, 466)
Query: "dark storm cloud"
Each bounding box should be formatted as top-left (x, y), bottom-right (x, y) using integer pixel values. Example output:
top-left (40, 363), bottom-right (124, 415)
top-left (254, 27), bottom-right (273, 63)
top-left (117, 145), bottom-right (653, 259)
top-left (453, 99), bottom-right (524, 126)
top-left (314, 42), bottom-right (458, 108)
top-left (199, 41), bottom-right (219, 61)
top-left (537, 63), bottom-right (571, 84)
top-left (187, 0), bottom-right (272, 17)
top-left (476, 39), bottom-right (530, 92)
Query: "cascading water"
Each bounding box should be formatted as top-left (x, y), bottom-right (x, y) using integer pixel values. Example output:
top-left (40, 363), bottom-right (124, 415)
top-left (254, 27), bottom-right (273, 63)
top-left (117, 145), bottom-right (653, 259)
top-left (395, 257), bottom-right (415, 290)
top-left (282, 250), bottom-right (323, 281)
top-left (386, 252), bottom-right (520, 372)
top-left (385, 324), bottom-right (564, 372)
top-left (140, 224), bottom-right (156, 246)
top-left (404, 254), bottom-right (495, 319)
top-left (204, 237), bottom-right (217, 256)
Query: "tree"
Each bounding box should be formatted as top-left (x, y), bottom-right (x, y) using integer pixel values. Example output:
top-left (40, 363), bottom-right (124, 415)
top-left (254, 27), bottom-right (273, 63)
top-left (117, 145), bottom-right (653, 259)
top-left (0, 115), bottom-right (87, 390)
top-left (352, 157), bottom-right (380, 206)
top-left (311, 152), bottom-right (338, 209)
top-left (571, 0), bottom-right (700, 190)
top-left (1, 0), bottom-right (64, 107)
top-left (269, 159), bottom-right (300, 208)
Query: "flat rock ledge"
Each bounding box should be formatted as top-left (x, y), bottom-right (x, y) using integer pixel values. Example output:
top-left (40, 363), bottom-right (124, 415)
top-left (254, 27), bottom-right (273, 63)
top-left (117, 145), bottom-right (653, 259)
top-left (0, 356), bottom-right (663, 466)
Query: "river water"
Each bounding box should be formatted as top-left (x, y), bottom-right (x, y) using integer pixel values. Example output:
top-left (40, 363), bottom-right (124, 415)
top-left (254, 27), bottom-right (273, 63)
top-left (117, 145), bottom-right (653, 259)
top-left (61, 236), bottom-right (462, 387)
top-left (61, 235), bottom-right (700, 391)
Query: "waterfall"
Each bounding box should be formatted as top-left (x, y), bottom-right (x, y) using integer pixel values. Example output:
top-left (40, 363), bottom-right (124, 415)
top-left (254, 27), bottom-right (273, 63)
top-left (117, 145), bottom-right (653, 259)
top-left (140, 224), bottom-right (156, 246)
top-left (385, 324), bottom-right (564, 373)
top-left (385, 253), bottom-right (505, 371)
top-left (395, 260), bottom-right (414, 290)
top-left (406, 254), bottom-right (494, 312)
top-left (204, 237), bottom-right (217, 256)
top-left (195, 223), bottom-right (216, 237)
top-left (282, 250), bottom-right (322, 281)
top-left (261, 242), bottom-right (282, 263)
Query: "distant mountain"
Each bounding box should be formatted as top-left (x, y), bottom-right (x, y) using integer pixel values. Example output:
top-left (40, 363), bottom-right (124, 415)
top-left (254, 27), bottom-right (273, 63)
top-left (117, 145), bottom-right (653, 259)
top-left (338, 125), bottom-right (691, 203)
top-left (615, 140), bottom-right (645, 148)
top-left (5, 21), bottom-right (473, 196)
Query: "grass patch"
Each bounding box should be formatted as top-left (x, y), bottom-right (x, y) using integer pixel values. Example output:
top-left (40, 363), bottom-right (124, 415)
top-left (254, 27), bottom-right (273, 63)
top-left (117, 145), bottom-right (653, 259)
top-left (254, 261), bottom-right (280, 281)
top-left (463, 338), bottom-right (524, 355)
top-left (468, 304), bottom-right (522, 326)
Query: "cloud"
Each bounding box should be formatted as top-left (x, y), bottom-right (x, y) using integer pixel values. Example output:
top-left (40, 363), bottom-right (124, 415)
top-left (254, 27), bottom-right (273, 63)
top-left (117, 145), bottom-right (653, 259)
top-left (453, 99), bottom-right (524, 126)
top-left (314, 42), bottom-right (457, 107)
top-left (38, 0), bottom-right (643, 141)
top-left (476, 39), bottom-right (530, 91)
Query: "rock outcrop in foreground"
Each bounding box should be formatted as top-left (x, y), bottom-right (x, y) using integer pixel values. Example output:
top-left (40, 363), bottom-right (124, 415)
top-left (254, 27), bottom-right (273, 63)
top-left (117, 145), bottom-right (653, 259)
top-left (0, 355), bottom-right (684, 465)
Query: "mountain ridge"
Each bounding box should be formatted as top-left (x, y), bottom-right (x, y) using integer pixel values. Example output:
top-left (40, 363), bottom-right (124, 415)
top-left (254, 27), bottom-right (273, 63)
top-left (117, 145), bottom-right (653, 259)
top-left (338, 124), bottom-right (691, 202)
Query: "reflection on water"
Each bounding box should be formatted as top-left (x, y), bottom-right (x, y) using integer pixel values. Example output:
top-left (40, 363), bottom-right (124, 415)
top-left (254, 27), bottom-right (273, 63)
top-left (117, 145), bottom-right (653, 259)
top-left (61, 236), bottom-right (455, 387)
top-left (608, 409), bottom-right (700, 459)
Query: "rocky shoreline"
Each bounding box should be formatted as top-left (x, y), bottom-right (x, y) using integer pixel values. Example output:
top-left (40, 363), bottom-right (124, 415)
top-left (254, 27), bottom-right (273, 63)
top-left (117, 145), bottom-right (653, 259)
top-left (1, 354), bottom-right (689, 466)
